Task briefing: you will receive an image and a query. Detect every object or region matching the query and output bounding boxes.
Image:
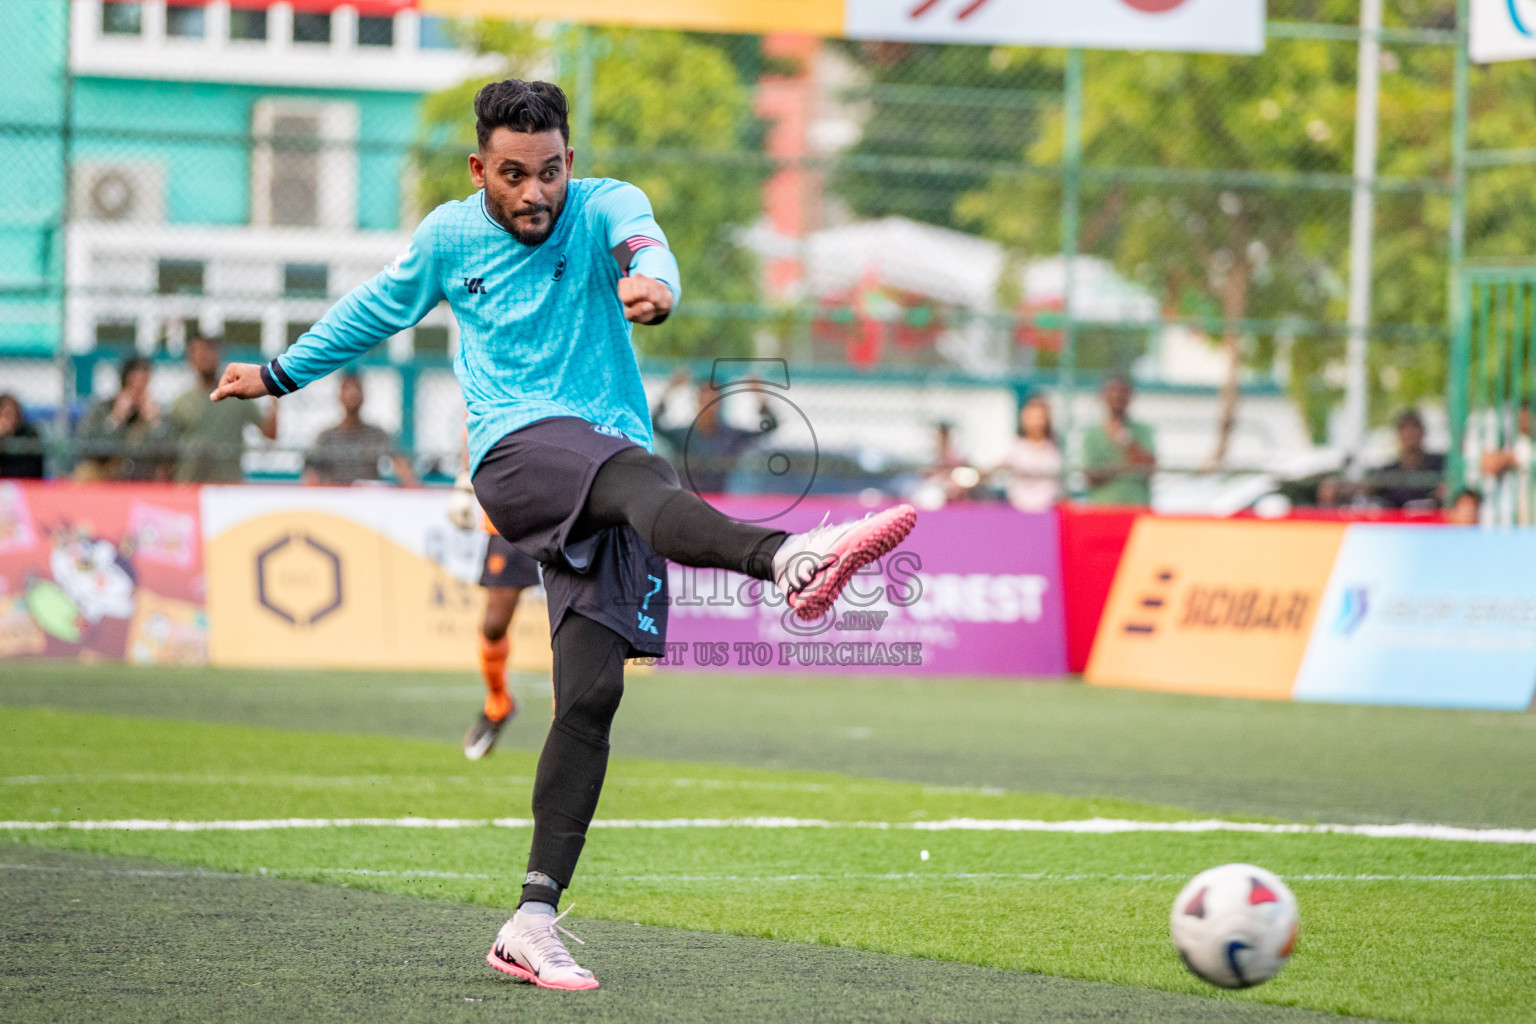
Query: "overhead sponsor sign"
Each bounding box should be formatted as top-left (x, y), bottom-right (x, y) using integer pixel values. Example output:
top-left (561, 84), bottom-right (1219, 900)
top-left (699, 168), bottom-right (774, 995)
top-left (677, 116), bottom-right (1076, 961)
top-left (1086, 519), bottom-right (1344, 699)
top-left (1471, 0), bottom-right (1536, 63)
top-left (843, 0), bottom-right (1264, 54)
top-left (0, 482), bottom-right (207, 665)
top-left (659, 499), bottom-right (1067, 676)
top-left (202, 487), bottom-right (549, 672)
top-left (420, 0), bottom-right (1266, 54)
top-left (1295, 526), bottom-right (1536, 711)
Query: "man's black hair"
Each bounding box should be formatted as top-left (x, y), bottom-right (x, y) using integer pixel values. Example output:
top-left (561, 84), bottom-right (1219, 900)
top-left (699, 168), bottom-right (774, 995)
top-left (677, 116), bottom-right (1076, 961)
top-left (1396, 408), bottom-right (1424, 430)
top-left (475, 79), bottom-right (570, 149)
top-left (119, 356), bottom-right (150, 388)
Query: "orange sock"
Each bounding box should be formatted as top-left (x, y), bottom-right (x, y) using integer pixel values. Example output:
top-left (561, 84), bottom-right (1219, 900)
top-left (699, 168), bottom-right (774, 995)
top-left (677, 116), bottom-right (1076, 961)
top-left (480, 635), bottom-right (513, 720)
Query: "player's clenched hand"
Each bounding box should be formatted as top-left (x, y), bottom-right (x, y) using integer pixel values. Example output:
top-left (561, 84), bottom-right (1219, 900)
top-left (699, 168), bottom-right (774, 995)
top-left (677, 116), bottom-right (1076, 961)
top-left (618, 274), bottom-right (674, 325)
top-left (209, 363), bottom-right (269, 402)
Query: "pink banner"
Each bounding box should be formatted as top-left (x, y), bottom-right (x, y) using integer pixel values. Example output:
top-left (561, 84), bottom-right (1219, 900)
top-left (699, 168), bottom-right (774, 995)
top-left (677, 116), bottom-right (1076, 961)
top-left (658, 498), bottom-right (1067, 677)
top-left (0, 482), bottom-right (207, 664)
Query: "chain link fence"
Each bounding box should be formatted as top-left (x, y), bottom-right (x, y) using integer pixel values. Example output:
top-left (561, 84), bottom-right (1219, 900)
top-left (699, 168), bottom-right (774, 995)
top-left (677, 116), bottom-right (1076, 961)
top-left (2, 0), bottom-right (1533, 508)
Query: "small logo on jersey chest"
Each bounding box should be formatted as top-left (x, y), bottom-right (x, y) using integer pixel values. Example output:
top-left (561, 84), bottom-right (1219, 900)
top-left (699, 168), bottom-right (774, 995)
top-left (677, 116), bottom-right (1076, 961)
top-left (553, 256), bottom-right (566, 281)
top-left (463, 277), bottom-right (488, 295)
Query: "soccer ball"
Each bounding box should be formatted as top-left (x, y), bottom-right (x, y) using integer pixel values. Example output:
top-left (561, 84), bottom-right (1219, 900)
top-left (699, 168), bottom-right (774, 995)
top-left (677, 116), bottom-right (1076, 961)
top-left (1170, 863), bottom-right (1299, 989)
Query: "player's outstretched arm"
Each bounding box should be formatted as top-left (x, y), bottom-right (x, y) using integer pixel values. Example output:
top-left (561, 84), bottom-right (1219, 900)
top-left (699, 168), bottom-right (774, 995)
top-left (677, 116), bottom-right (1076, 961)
top-left (254, 217), bottom-right (447, 399)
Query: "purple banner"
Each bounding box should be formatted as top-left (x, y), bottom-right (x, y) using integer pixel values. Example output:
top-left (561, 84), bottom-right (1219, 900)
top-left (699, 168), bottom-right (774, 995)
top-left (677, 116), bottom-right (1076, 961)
top-left (658, 498), bottom-right (1067, 677)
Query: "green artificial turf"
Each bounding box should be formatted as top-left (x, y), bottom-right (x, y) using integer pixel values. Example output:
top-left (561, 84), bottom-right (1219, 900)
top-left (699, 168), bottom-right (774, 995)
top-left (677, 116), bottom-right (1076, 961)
top-left (4, 661), bottom-right (1533, 828)
top-left (2, 844), bottom-right (1381, 1024)
top-left (3, 707), bottom-right (1532, 1024)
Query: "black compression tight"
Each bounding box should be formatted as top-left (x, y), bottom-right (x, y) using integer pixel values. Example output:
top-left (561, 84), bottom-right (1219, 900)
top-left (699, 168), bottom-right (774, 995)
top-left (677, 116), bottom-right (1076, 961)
top-left (521, 612), bottom-right (628, 908)
top-left (578, 447), bottom-right (785, 582)
top-left (518, 450), bottom-right (788, 910)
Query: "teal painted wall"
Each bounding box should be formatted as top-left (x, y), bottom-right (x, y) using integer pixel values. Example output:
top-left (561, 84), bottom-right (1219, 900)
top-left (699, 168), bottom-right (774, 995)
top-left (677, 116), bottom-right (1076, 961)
top-left (73, 79), bottom-right (422, 230)
top-left (0, 0), bottom-right (428, 353)
top-left (0, 0), bottom-right (67, 353)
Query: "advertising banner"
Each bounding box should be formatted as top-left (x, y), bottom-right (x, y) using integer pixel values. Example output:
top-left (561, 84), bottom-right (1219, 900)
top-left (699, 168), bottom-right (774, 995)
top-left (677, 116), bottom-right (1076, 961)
top-left (1294, 526), bottom-right (1536, 711)
top-left (1086, 518), bottom-right (1344, 699)
top-left (202, 487), bottom-right (549, 672)
top-left (659, 498), bottom-right (1066, 676)
top-left (422, 0), bottom-right (1266, 54)
top-left (0, 482), bottom-right (207, 664)
top-left (1471, 0), bottom-right (1536, 63)
top-left (1057, 504), bottom-right (1143, 674)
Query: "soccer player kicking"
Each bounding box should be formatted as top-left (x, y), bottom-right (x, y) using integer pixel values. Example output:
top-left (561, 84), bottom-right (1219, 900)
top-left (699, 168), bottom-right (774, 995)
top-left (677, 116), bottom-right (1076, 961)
top-left (211, 79), bottom-right (915, 991)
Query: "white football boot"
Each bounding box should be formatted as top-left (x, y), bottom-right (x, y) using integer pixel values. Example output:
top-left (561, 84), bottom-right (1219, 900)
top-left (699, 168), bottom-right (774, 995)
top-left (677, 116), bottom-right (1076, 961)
top-left (772, 504), bottom-right (917, 620)
top-left (486, 906), bottom-right (599, 991)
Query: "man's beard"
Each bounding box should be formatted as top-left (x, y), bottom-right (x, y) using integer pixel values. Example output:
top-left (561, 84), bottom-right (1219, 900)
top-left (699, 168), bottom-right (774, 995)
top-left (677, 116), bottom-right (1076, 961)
top-left (488, 185), bottom-right (567, 245)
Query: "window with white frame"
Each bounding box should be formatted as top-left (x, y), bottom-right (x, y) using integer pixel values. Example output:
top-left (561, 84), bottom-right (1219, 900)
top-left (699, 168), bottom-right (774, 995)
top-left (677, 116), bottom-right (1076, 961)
top-left (229, 8), bottom-right (268, 41)
top-left (101, 1), bottom-right (143, 35)
top-left (250, 100), bottom-right (358, 231)
top-left (165, 2), bottom-right (205, 38)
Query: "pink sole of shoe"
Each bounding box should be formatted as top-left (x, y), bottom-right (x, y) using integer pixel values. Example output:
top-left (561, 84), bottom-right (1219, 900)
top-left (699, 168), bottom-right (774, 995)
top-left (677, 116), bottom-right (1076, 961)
top-left (790, 504), bottom-right (918, 621)
top-left (487, 950), bottom-right (601, 991)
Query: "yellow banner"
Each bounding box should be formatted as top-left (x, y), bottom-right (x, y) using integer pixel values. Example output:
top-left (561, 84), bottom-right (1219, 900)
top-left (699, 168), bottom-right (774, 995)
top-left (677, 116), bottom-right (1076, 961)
top-left (203, 494), bottom-right (550, 674)
top-left (418, 0), bottom-right (845, 36)
top-left (1085, 519), bottom-right (1345, 701)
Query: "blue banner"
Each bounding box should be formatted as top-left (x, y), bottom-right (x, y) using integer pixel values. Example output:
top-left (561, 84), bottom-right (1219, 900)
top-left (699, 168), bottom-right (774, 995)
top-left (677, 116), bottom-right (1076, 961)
top-left (1294, 526), bottom-right (1536, 711)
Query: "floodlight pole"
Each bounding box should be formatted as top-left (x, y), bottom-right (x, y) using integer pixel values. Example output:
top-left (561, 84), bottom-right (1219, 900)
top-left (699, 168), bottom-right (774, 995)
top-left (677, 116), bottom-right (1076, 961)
top-left (1341, 0), bottom-right (1382, 469)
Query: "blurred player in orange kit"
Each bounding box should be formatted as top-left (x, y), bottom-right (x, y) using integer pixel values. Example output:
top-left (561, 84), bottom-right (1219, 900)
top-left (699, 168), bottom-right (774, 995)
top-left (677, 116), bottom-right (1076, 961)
top-left (448, 438), bottom-right (538, 760)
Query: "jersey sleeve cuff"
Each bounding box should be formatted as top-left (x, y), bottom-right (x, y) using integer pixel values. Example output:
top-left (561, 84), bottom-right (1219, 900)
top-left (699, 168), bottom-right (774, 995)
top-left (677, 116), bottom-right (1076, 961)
top-left (261, 358), bottom-right (299, 397)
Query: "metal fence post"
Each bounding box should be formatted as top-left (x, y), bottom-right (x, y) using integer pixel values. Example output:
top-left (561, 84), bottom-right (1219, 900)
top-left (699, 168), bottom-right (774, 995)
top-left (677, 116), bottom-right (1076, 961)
top-left (1446, 0), bottom-right (1471, 489)
top-left (1058, 48), bottom-right (1083, 479)
top-left (574, 24), bottom-right (594, 150)
top-left (1341, 0), bottom-right (1382, 463)
top-left (55, 0), bottom-right (74, 471)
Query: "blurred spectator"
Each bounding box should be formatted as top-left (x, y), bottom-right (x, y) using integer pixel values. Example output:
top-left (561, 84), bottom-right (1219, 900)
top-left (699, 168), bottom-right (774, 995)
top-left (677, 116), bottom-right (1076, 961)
top-left (1478, 404), bottom-right (1531, 523)
top-left (74, 357), bottom-right (174, 482)
top-left (303, 372), bottom-right (417, 487)
top-left (1314, 474), bottom-right (1344, 508)
top-left (1447, 487), bottom-right (1483, 526)
top-left (922, 421), bottom-right (981, 503)
top-left (0, 394), bottom-right (45, 479)
top-left (651, 369), bottom-right (777, 494)
top-left (1082, 375), bottom-right (1155, 505)
top-left (170, 335), bottom-right (278, 483)
top-left (932, 421), bottom-right (965, 476)
top-left (992, 395), bottom-right (1061, 512)
top-left (1374, 409), bottom-right (1445, 510)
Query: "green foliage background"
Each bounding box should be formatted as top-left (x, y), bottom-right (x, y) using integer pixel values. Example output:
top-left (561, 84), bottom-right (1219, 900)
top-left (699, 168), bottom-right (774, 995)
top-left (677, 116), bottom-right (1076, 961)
top-left (415, 24), bottom-right (766, 359)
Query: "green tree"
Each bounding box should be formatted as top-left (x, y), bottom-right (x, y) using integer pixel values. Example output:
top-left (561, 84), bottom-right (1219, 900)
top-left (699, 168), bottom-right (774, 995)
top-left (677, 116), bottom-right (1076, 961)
top-left (843, 0), bottom-right (1536, 453)
top-left (832, 41), bottom-right (1058, 230)
top-left (959, 34), bottom-right (1369, 462)
top-left (416, 24), bottom-right (765, 359)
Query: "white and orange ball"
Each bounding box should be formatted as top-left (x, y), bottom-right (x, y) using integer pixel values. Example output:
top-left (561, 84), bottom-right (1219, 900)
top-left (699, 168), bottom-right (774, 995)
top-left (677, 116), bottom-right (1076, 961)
top-left (1170, 863), bottom-right (1299, 989)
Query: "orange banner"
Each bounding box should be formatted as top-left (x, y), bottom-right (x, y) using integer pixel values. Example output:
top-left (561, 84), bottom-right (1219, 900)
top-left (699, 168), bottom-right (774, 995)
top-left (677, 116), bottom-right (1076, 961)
top-left (418, 0), bottom-right (845, 36)
top-left (1085, 519), bottom-right (1345, 700)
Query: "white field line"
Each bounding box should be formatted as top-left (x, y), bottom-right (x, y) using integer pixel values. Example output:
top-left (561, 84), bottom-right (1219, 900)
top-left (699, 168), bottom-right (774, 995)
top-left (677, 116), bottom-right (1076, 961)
top-left (2, 815), bottom-right (1536, 844)
top-left (0, 773), bottom-right (905, 794)
top-left (3, 862), bottom-right (1532, 884)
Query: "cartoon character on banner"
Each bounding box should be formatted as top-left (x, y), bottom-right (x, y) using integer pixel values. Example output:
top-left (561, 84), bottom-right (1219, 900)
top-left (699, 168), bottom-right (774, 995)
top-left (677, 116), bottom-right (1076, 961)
top-left (25, 524), bottom-right (138, 646)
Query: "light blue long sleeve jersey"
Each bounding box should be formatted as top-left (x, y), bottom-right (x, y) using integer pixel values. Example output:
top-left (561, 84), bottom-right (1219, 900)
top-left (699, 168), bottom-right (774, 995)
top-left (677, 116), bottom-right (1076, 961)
top-left (260, 177), bottom-right (681, 472)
